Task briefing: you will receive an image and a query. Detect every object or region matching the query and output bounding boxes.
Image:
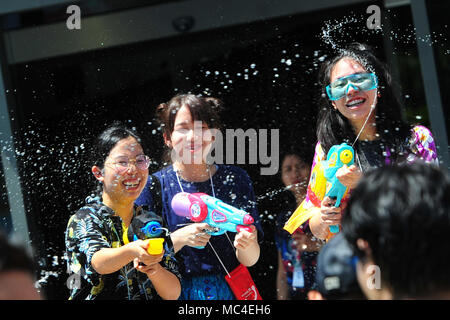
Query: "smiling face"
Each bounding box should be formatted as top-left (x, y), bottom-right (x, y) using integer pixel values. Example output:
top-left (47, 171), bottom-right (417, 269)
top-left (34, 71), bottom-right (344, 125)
top-left (165, 105), bottom-right (213, 165)
top-left (329, 58), bottom-right (378, 125)
top-left (93, 136), bottom-right (148, 202)
top-left (281, 154), bottom-right (310, 188)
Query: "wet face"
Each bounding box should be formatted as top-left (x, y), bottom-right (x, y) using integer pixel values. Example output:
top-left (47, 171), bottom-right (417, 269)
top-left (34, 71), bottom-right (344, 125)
top-left (329, 58), bottom-right (378, 125)
top-left (94, 136), bottom-right (148, 202)
top-left (281, 155), bottom-right (310, 188)
top-left (165, 105), bottom-right (214, 165)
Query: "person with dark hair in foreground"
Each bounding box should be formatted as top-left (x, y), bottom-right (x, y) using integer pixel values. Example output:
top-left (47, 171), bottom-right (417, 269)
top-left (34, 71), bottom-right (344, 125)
top-left (0, 231), bottom-right (42, 300)
top-left (308, 233), bottom-right (365, 300)
top-left (342, 163), bottom-right (450, 299)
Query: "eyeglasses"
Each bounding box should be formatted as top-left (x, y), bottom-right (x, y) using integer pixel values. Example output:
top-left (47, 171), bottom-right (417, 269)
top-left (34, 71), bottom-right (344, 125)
top-left (326, 73), bottom-right (378, 101)
top-left (105, 155), bottom-right (150, 174)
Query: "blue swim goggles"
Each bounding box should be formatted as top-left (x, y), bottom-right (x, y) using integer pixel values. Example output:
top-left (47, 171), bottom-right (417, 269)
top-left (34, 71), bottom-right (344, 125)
top-left (326, 72), bottom-right (378, 101)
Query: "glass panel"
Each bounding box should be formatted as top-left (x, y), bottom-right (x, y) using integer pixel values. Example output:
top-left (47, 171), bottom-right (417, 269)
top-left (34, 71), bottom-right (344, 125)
top-left (0, 156), bottom-right (12, 234)
top-left (427, 0), bottom-right (450, 143)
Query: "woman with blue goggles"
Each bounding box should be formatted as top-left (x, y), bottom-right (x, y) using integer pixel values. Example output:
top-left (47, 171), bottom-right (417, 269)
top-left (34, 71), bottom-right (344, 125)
top-left (326, 72), bottom-right (378, 101)
top-left (289, 43), bottom-right (438, 242)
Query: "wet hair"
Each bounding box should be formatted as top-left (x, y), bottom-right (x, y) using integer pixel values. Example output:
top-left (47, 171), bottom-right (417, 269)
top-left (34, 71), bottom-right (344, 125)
top-left (316, 42), bottom-right (411, 159)
top-left (92, 122), bottom-right (143, 169)
top-left (342, 163), bottom-right (450, 298)
top-left (155, 94), bottom-right (223, 163)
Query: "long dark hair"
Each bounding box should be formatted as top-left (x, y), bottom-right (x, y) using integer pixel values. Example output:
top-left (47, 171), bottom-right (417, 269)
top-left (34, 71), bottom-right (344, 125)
top-left (316, 43), bottom-right (411, 160)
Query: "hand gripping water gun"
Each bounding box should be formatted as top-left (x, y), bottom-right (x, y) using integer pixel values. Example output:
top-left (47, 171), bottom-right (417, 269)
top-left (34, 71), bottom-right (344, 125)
top-left (171, 192), bottom-right (254, 249)
top-left (123, 211), bottom-right (166, 255)
top-left (283, 143), bottom-right (354, 235)
top-left (322, 143), bottom-right (354, 233)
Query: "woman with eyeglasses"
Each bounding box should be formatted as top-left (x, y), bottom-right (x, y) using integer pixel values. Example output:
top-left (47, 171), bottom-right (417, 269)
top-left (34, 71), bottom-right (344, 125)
top-left (65, 123), bottom-right (181, 300)
top-left (285, 43), bottom-right (438, 241)
top-left (136, 94), bottom-right (262, 300)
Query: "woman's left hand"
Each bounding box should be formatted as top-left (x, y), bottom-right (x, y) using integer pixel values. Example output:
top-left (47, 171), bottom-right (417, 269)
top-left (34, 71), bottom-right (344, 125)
top-left (234, 225), bottom-right (258, 250)
top-left (336, 164), bottom-right (362, 189)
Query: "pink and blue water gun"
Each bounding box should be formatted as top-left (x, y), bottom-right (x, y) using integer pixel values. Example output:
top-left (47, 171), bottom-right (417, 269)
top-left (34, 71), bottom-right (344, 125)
top-left (171, 192), bottom-right (254, 248)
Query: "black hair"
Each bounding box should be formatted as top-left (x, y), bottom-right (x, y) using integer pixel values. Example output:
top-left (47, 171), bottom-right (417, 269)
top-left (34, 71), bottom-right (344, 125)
top-left (92, 122), bottom-right (143, 169)
top-left (342, 163), bottom-right (450, 298)
top-left (316, 43), bottom-right (411, 160)
top-left (280, 144), bottom-right (314, 169)
top-left (0, 230), bottom-right (36, 275)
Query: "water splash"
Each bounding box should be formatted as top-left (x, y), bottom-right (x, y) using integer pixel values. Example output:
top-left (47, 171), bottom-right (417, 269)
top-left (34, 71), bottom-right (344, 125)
top-left (256, 181), bottom-right (308, 202)
top-left (321, 15), bottom-right (361, 51)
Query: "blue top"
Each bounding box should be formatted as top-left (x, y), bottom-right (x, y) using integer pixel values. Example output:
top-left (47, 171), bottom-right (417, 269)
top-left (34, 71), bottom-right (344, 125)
top-left (135, 164), bottom-right (263, 278)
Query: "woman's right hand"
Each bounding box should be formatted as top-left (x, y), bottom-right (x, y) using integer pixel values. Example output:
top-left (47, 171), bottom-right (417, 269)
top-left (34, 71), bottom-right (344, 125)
top-left (319, 196), bottom-right (343, 227)
top-left (170, 222), bottom-right (213, 252)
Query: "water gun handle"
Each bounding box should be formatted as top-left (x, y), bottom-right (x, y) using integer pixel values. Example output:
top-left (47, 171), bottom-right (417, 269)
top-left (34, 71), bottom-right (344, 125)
top-left (328, 199), bottom-right (342, 234)
top-left (329, 203), bottom-right (340, 234)
top-left (329, 225), bottom-right (340, 233)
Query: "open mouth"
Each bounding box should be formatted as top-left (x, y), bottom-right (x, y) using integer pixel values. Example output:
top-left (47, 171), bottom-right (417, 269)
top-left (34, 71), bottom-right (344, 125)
top-left (346, 98), bottom-right (366, 108)
top-left (122, 178), bottom-right (141, 190)
top-left (186, 144), bottom-right (203, 153)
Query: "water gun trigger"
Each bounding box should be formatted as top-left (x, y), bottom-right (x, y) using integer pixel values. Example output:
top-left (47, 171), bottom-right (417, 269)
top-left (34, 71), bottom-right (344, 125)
top-left (236, 225), bottom-right (253, 233)
top-left (202, 226), bottom-right (221, 235)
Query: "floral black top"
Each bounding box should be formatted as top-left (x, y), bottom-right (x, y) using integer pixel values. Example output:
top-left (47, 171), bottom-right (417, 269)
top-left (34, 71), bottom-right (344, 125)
top-left (65, 196), bottom-right (180, 300)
